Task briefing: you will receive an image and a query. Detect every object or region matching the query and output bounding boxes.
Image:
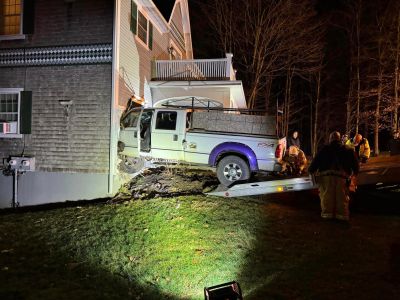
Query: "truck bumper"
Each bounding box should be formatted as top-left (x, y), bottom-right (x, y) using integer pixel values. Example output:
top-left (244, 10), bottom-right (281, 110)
top-left (273, 163), bottom-right (282, 172)
top-left (257, 159), bottom-right (282, 173)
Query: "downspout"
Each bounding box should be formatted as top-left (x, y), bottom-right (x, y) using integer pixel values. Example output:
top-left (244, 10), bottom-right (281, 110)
top-left (109, 0), bottom-right (120, 195)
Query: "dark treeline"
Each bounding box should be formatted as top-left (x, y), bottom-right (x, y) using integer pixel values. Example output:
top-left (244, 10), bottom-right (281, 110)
top-left (190, 0), bottom-right (400, 155)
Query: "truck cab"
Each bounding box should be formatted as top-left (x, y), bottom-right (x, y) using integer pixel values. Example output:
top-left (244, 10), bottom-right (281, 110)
top-left (119, 108), bottom-right (187, 162)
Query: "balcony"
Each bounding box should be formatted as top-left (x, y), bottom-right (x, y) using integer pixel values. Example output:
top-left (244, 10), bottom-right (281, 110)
top-left (151, 53), bottom-right (235, 81)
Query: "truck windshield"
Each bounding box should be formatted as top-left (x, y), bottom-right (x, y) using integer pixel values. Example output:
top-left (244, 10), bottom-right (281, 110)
top-left (121, 110), bottom-right (141, 128)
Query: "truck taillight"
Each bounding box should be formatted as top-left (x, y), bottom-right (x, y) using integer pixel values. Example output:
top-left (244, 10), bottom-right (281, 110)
top-left (275, 144), bottom-right (283, 158)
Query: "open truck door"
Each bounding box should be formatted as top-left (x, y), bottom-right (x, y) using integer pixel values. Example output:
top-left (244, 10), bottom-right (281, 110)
top-left (119, 109), bottom-right (141, 157)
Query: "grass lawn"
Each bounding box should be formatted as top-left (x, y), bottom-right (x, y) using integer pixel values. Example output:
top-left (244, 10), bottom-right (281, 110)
top-left (0, 192), bottom-right (399, 299)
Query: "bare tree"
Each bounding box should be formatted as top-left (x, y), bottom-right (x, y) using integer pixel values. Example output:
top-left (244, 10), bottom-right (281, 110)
top-left (202, 0), bottom-right (324, 110)
top-left (312, 65), bottom-right (322, 157)
top-left (372, 6), bottom-right (387, 156)
top-left (354, 0), bottom-right (362, 135)
top-left (359, 1), bottom-right (394, 155)
top-left (392, 6), bottom-right (400, 132)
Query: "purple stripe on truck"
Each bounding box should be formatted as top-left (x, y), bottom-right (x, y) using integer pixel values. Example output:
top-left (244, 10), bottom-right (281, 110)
top-left (208, 142), bottom-right (258, 171)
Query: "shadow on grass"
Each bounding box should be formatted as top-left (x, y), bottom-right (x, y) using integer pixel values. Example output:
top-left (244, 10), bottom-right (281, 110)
top-left (0, 197), bottom-right (111, 215)
top-left (0, 261), bottom-right (180, 300)
top-left (0, 207), bottom-right (183, 300)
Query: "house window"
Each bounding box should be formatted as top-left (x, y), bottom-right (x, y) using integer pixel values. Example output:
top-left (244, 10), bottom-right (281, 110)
top-left (0, 88), bottom-right (31, 137)
top-left (0, 90), bottom-right (20, 136)
top-left (0, 92), bottom-right (18, 121)
top-left (131, 1), bottom-right (153, 50)
top-left (137, 10), bottom-right (147, 45)
top-left (0, 0), bottom-right (22, 35)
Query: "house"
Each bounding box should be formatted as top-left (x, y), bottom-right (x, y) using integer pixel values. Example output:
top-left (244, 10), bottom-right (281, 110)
top-left (0, 0), bottom-right (247, 208)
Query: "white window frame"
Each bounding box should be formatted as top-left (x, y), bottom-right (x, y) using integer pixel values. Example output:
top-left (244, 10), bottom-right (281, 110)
top-left (0, 88), bottom-right (23, 139)
top-left (134, 7), bottom-right (151, 50)
top-left (0, 0), bottom-right (26, 40)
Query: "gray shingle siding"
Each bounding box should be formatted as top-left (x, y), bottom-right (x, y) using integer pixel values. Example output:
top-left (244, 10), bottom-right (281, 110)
top-left (0, 65), bottom-right (112, 173)
top-left (0, 0), bottom-right (113, 173)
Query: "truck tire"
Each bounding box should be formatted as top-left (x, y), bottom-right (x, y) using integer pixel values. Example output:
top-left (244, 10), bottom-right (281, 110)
top-left (217, 155), bottom-right (250, 186)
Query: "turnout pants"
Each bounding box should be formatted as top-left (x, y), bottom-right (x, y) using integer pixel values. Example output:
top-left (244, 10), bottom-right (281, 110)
top-left (317, 175), bottom-right (350, 220)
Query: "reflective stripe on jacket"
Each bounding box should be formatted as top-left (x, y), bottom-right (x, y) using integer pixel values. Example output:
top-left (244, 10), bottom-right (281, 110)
top-left (346, 138), bottom-right (370, 159)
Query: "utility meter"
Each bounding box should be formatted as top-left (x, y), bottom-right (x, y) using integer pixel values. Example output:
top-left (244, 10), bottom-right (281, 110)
top-left (8, 156), bottom-right (35, 172)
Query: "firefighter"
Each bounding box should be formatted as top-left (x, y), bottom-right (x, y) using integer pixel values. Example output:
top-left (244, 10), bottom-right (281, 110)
top-left (341, 134), bottom-right (349, 145)
top-left (280, 146), bottom-right (308, 175)
top-left (346, 133), bottom-right (370, 163)
top-left (309, 131), bottom-right (359, 221)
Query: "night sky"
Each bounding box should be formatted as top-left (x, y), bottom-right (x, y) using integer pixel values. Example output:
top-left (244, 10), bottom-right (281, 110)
top-left (153, 0), bottom-right (175, 22)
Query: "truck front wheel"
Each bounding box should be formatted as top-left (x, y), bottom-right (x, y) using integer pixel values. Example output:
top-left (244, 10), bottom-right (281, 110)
top-left (217, 155), bottom-right (250, 186)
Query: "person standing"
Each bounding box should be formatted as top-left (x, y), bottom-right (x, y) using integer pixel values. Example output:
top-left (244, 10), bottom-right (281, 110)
top-left (309, 131), bottom-right (359, 221)
top-left (346, 133), bottom-right (370, 163)
top-left (287, 131), bottom-right (300, 149)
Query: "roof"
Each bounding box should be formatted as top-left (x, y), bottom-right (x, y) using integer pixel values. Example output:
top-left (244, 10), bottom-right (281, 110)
top-left (152, 0), bottom-right (175, 22)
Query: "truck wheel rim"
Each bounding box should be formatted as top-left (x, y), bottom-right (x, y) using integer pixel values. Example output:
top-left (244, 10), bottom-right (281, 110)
top-left (223, 163), bottom-right (242, 181)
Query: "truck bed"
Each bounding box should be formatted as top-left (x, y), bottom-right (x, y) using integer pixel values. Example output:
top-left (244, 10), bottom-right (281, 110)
top-left (191, 111), bottom-right (276, 135)
top-left (187, 128), bottom-right (277, 139)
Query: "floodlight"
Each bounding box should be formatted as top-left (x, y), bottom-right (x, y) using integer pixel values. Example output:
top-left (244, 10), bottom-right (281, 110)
top-left (204, 281), bottom-right (243, 300)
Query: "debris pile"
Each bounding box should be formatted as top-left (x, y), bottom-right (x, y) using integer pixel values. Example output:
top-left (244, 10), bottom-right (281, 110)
top-left (112, 167), bottom-right (220, 202)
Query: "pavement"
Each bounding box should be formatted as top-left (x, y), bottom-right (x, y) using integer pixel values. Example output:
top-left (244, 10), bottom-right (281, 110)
top-left (351, 154), bottom-right (400, 214)
top-left (358, 154), bottom-right (400, 186)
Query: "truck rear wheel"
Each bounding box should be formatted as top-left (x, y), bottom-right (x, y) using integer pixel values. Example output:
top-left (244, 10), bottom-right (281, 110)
top-left (217, 155), bottom-right (250, 186)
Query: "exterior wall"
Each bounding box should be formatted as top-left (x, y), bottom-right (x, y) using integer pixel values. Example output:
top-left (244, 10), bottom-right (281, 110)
top-left (180, 0), bottom-right (193, 59)
top-left (0, 0), bottom-right (113, 48)
top-left (134, 6), bottom-right (170, 101)
top-left (118, 0), bottom-right (172, 107)
top-left (0, 0), bottom-right (198, 208)
top-left (171, 3), bottom-right (184, 36)
top-left (118, 0), bottom-right (191, 107)
top-left (169, 2), bottom-right (186, 57)
top-left (118, 0), bottom-right (141, 106)
top-left (0, 0), bottom-right (114, 207)
top-left (0, 172), bottom-right (109, 208)
top-left (136, 23), bottom-right (169, 98)
top-left (0, 65), bottom-right (112, 172)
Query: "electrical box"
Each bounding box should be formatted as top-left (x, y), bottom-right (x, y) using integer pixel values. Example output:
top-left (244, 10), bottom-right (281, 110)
top-left (9, 156), bottom-right (35, 172)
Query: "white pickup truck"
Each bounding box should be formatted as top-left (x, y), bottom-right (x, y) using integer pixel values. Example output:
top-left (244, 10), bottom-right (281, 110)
top-left (118, 107), bottom-right (284, 186)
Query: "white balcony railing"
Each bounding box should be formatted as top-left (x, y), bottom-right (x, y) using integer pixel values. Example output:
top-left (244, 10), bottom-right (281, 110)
top-left (152, 53), bottom-right (235, 81)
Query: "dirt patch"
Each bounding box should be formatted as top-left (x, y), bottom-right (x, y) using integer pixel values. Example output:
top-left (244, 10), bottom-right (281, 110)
top-left (112, 167), bottom-right (220, 202)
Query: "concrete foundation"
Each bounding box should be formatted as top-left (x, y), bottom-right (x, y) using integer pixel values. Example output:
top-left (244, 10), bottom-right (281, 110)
top-left (0, 171), bottom-right (117, 208)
